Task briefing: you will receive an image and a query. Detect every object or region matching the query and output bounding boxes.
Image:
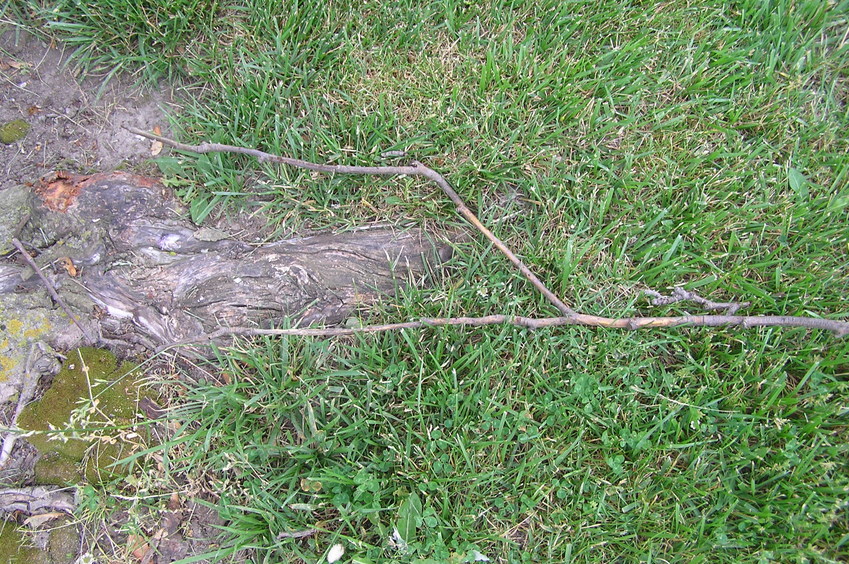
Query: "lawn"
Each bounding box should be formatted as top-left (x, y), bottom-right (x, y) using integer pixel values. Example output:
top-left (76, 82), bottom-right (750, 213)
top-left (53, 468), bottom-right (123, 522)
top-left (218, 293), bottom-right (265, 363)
top-left (6, 0), bottom-right (849, 562)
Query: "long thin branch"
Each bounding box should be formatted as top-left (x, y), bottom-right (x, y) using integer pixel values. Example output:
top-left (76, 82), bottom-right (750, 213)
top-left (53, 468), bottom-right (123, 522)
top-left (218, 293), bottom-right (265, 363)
top-left (126, 128), bottom-right (849, 345)
top-left (154, 312), bottom-right (849, 352)
top-left (125, 126), bottom-right (574, 316)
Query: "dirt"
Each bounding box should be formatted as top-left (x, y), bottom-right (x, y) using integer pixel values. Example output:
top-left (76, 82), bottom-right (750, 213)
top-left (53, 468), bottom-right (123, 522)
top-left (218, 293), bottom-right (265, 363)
top-left (0, 29), bottom-right (237, 564)
top-left (1, 29), bottom-right (177, 188)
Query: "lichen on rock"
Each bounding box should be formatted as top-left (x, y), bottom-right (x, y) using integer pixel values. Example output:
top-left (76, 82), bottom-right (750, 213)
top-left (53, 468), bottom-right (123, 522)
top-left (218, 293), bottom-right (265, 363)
top-left (0, 296), bottom-right (59, 406)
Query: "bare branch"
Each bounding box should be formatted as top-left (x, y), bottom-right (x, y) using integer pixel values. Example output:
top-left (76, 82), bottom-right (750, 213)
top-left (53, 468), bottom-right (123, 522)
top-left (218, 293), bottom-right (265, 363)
top-left (125, 126), bottom-right (574, 316)
top-left (125, 128), bottom-right (849, 347)
top-left (155, 311), bottom-right (849, 352)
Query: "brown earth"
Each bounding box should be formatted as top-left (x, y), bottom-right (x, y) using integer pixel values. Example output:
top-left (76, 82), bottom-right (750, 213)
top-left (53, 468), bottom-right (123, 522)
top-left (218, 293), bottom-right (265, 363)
top-left (1, 29), bottom-right (176, 188)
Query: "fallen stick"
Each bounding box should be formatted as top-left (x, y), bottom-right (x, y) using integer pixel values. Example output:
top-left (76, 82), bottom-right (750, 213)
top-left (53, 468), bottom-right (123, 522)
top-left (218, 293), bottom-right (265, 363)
top-left (156, 311), bottom-right (849, 352)
top-left (126, 128), bottom-right (849, 345)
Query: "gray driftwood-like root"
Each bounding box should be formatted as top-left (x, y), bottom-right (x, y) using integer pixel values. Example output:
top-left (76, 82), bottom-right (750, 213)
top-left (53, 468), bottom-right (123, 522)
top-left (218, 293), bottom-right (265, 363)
top-left (0, 171), bottom-right (454, 404)
top-left (0, 486), bottom-right (75, 517)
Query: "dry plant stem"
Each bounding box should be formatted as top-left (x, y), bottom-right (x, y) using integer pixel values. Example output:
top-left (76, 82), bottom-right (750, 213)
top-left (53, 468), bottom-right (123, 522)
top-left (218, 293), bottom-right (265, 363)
top-left (156, 312), bottom-right (849, 352)
top-left (125, 126), bottom-right (575, 316)
top-left (11, 238), bottom-right (94, 343)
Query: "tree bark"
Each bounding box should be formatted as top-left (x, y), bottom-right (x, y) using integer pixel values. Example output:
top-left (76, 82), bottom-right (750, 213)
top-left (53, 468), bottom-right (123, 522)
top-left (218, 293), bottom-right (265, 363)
top-left (0, 171), bottom-right (453, 401)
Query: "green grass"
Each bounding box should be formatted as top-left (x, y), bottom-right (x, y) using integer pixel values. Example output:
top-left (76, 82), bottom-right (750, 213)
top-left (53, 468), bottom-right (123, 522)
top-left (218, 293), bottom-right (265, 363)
top-left (6, 0), bottom-right (849, 562)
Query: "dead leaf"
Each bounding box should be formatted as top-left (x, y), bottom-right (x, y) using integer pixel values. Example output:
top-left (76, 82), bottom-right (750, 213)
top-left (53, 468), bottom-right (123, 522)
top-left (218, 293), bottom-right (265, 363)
top-left (151, 125), bottom-right (163, 156)
top-left (27, 105), bottom-right (42, 116)
top-left (300, 478), bottom-right (322, 492)
top-left (23, 511), bottom-right (66, 528)
top-left (57, 256), bottom-right (78, 277)
top-left (0, 58), bottom-right (30, 71)
top-left (127, 534), bottom-right (151, 562)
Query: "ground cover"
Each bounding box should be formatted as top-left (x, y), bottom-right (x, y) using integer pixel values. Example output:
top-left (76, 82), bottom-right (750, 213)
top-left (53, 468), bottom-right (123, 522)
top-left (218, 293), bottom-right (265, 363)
top-left (2, 0), bottom-right (848, 562)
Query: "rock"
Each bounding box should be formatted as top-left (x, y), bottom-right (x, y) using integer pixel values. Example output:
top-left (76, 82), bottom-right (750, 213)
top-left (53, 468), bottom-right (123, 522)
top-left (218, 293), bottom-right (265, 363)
top-left (17, 347), bottom-right (152, 486)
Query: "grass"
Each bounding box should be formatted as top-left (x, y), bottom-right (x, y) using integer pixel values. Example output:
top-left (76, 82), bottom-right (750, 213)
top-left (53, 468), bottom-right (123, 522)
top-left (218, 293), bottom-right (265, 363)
top-left (5, 0), bottom-right (849, 562)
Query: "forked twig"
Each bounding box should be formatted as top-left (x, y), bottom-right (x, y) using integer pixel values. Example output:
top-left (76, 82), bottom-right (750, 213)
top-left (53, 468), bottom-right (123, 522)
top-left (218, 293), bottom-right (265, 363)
top-left (126, 128), bottom-right (849, 344)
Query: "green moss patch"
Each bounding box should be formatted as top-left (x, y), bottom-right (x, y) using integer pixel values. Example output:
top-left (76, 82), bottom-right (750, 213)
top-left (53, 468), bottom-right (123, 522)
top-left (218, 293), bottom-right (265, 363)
top-left (0, 120), bottom-right (30, 144)
top-left (18, 347), bottom-right (153, 485)
top-left (0, 520), bottom-right (79, 564)
top-left (0, 524), bottom-right (41, 564)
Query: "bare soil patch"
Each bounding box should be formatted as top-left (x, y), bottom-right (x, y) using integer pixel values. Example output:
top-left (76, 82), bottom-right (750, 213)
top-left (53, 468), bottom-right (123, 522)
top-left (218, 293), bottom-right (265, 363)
top-left (1, 29), bottom-right (176, 187)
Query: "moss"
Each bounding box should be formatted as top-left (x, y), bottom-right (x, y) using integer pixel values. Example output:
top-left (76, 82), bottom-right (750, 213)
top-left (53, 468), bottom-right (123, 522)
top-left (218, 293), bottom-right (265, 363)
top-left (32, 451), bottom-right (82, 485)
top-left (0, 523), bottom-right (42, 563)
top-left (0, 520), bottom-right (78, 564)
top-left (18, 347), bottom-right (153, 486)
top-left (0, 119), bottom-right (30, 144)
top-left (46, 524), bottom-right (80, 563)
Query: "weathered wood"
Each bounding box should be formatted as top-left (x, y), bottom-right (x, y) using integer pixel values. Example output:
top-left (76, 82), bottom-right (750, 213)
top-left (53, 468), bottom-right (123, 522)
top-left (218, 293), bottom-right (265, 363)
top-left (0, 172), bottom-right (453, 401)
top-left (0, 486), bottom-right (75, 516)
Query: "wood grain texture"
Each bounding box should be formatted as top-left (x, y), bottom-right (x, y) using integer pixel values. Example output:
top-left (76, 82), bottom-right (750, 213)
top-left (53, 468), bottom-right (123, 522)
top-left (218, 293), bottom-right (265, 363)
top-left (5, 172), bottom-right (453, 349)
